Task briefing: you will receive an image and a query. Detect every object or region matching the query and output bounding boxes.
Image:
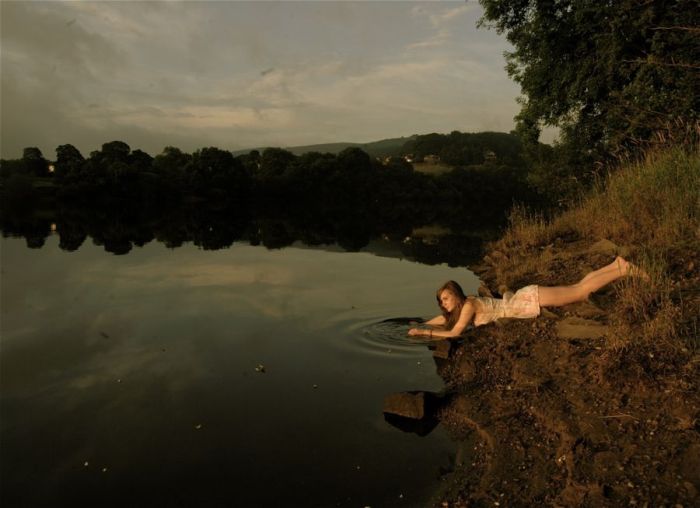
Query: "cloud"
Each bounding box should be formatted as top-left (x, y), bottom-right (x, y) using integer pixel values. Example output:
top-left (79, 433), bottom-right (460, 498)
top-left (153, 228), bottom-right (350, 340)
top-left (1, 1), bottom-right (520, 157)
top-left (406, 29), bottom-right (451, 50)
top-left (430, 4), bottom-right (475, 27)
top-left (411, 3), bottom-right (475, 27)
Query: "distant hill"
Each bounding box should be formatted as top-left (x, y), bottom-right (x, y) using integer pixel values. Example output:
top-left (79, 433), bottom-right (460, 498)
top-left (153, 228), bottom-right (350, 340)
top-left (232, 136), bottom-right (416, 159)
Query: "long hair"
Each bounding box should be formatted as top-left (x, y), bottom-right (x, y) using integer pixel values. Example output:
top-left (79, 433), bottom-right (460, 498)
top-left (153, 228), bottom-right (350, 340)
top-left (436, 280), bottom-right (467, 329)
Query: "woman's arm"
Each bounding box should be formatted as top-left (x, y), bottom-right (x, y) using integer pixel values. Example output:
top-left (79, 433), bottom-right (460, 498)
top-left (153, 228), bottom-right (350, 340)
top-left (408, 302), bottom-right (475, 339)
top-left (407, 315), bottom-right (443, 337)
top-left (424, 315), bottom-right (446, 326)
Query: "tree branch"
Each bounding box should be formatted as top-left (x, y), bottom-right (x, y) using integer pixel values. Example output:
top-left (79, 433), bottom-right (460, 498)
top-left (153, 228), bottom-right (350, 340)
top-left (651, 26), bottom-right (700, 33)
top-left (622, 59), bottom-right (700, 70)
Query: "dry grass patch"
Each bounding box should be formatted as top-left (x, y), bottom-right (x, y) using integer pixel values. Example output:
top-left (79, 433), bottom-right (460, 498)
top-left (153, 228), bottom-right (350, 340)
top-left (490, 145), bottom-right (699, 352)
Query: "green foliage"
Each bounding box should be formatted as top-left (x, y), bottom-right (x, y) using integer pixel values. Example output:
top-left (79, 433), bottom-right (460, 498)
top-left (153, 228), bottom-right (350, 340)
top-left (479, 0), bottom-right (700, 201)
top-left (129, 149), bottom-right (153, 172)
top-left (100, 141), bottom-right (131, 164)
top-left (259, 148), bottom-right (297, 180)
top-left (402, 131), bottom-right (526, 167)
top-left (22, 147), bottom-right (49, 177)
top-left (153, 146), bottom-right (191, 174)
top-left (187, 147), bottom-right (250, 197)
top-left (55, 144), bottom-right (84, 181)
top-left (480, 0), bottom-right (699, 148)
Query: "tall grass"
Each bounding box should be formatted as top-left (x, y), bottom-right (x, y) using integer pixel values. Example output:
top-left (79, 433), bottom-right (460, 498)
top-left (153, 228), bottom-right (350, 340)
top-left (577, 146), bottom-right (699, 252)
top-left (493, 144), bottom-right (699, 352)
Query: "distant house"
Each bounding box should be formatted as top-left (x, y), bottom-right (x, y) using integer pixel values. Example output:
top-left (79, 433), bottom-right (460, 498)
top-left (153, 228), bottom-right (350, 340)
top-left (484, 150), bottom-right (497, 162)
top-left (424, 154), bottom-right (440, 164)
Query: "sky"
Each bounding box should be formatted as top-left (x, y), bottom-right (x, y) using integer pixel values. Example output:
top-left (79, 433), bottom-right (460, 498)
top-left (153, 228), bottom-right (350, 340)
top-left (0, 0), bottom-right (545, 160)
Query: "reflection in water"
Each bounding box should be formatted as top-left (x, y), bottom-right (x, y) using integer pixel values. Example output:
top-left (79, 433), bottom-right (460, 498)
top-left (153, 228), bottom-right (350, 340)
top-left (385, 411), bottom-right (441, 437)
top-left (1, 236), bottom-right (481, 507)
top-left (1, 202), bottom-right (490, 267)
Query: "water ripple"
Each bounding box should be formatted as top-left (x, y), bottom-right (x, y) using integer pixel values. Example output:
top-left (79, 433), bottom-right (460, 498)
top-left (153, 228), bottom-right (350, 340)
top-left (335, 316), bottom-right (433, 359)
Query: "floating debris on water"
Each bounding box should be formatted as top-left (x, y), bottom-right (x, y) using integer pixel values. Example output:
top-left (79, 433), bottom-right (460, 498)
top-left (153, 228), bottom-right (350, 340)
top-left (255, 364), bottom-right (266, 373)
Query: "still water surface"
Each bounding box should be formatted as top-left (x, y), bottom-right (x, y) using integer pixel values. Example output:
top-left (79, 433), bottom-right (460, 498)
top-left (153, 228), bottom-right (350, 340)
top-left (1, 235), bottom-right (479, 507)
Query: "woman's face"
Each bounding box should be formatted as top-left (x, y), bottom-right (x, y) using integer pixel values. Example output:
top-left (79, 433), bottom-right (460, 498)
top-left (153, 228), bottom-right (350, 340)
top-left (439, 290), bottom-right (460, 313)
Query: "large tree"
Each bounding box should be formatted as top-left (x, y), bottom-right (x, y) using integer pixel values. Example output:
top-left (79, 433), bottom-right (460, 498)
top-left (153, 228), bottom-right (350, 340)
top-left (54, 144), bottom-right (85, 181)
top-left (479, 0), bottom-right (699, 161)
top-left (22, 147), bottom-right (49, 177)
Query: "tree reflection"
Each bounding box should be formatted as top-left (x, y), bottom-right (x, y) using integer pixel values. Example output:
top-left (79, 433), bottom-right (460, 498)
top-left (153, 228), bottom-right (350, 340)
top-left (0, 199), bottom-right (493, 266)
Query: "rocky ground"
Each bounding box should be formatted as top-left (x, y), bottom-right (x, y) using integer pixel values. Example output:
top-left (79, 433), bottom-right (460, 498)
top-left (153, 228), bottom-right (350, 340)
top-left (385, 238), bottom-right (700, 507)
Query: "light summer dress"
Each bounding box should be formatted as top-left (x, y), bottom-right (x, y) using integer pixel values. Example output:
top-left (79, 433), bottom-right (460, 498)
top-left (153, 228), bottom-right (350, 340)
top-left (471, 285), bottom-right (541, 327)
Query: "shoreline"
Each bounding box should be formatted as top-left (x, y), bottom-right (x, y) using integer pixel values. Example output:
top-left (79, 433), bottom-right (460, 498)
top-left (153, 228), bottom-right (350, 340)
top-left (426, 236), bottom-right (700, 507)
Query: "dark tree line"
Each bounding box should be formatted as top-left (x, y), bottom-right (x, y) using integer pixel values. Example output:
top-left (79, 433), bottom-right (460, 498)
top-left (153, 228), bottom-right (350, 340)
top-left (0, 131), bottom-right (539, 226)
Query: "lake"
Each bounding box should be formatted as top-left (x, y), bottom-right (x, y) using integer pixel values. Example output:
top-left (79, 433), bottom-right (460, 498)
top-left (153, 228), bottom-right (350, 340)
top-left (1, 232), bottom-right (480, 507)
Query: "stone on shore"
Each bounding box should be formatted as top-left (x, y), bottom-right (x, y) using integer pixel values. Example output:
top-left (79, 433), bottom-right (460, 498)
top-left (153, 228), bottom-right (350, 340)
top-left (383, 391), bottom-right (429, 419)
top-left (556, 317), bottom-right (609, 339)
top-left (587, 238), bottom-right (631, 258)
top-left (562, 300), bottom-right (607, 319)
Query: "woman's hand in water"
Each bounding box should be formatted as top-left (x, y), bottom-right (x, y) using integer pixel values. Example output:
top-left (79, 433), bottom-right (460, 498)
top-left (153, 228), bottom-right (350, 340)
top-left (408, 328), bottom-right (428, 337)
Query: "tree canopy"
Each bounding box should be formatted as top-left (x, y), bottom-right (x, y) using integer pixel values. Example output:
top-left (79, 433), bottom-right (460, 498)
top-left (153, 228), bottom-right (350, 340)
top-left (479, 0), bottom-right (699, 158)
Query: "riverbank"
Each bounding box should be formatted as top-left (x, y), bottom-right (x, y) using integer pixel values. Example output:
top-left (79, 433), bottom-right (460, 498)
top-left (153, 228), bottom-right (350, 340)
top-left (430, 146), bottom-right (700, 506)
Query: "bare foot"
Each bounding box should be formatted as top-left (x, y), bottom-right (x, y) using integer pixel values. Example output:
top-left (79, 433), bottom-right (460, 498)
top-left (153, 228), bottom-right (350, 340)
top-left (615, 256), bottom-right (630, 274)
top-left (618, 256), bottom-right (651, 281)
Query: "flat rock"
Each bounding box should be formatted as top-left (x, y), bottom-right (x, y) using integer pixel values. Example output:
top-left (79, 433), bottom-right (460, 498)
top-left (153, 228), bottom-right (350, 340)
top-left (562, 300), bottom-right (607, 319)
top-left (556, 317), bottom-right (609, 339)
top-left (383, 391), bottom-right (427, 419)
top-left (588, 239), bottom-right (619, 255)
top-left (588, 239), bottom-right (631, 258)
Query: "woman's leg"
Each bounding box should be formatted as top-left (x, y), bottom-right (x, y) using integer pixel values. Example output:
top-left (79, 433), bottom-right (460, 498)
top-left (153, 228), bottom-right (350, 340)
top-left (578, 257), bottom-right (627, 285)
top-left (538, 257), bottom-right (634, 307)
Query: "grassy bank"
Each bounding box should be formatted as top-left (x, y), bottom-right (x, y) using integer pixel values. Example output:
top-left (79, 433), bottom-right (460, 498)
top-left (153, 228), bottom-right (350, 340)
top-left (430, 145), bottom-right (700, 506)
top-left (485, 145), bottom-right (699, 358)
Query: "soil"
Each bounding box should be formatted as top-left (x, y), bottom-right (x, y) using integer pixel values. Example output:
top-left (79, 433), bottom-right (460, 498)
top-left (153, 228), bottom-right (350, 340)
top-left (426, 239), bottom-right (700, 507)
